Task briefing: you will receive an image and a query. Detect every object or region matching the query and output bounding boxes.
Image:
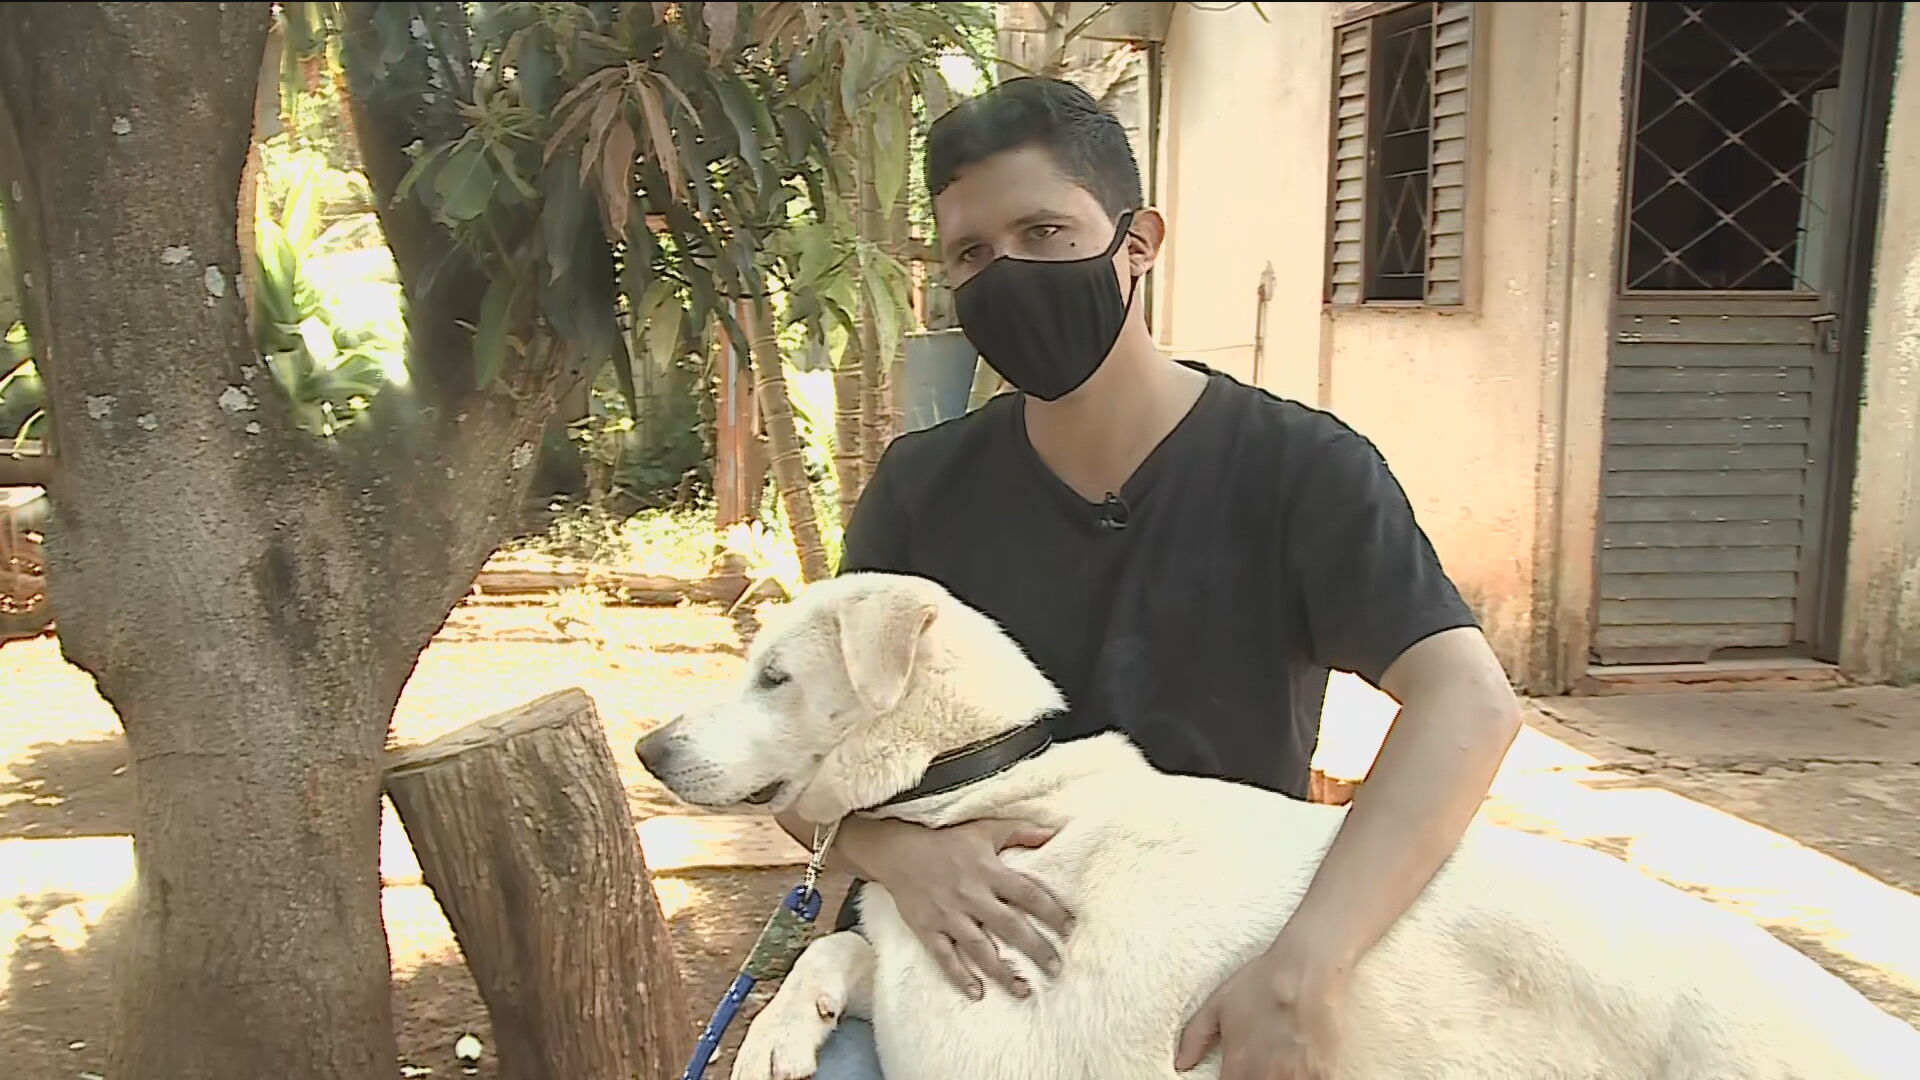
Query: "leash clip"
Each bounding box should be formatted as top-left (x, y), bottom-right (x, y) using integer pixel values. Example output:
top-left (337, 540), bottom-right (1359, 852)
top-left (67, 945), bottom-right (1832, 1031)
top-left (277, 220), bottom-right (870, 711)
top-left (680, 819), bottom-right (842, 1080)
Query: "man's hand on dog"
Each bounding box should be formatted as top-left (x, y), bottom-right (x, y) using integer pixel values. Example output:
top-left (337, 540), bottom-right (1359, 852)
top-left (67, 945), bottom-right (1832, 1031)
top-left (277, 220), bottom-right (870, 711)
top-left (852, 816), bottom-right (1072, 1000)
top-left (1174, 944), bottom-right (1343, 1079)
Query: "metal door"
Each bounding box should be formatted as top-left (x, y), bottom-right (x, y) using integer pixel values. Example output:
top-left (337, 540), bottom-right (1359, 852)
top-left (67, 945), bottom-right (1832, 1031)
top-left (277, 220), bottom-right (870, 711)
top-left (1595, 1), bottom-right (1882, 664)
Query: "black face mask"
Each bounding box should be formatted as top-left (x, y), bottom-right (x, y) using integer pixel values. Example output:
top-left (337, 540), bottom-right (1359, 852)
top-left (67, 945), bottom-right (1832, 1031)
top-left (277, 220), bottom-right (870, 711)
top-left (954, 211), bottom-right (1139, 402)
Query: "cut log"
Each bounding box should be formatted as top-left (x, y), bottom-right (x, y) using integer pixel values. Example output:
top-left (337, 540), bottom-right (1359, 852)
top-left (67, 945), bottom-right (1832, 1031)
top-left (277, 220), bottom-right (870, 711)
top-left (472, 565), bottom-right (782, 607)
top-left (385, 689), bottom-right (692, 1080)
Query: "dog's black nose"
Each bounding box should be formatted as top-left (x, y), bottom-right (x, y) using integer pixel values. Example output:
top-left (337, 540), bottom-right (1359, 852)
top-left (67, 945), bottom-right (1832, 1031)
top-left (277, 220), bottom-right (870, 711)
top-left (634, 726), bottom-right (677, 775)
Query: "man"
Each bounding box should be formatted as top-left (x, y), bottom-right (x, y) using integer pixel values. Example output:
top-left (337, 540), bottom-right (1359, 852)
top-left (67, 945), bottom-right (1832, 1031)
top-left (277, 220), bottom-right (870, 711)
top-left (778, 77), bottom-right (1522, 1080)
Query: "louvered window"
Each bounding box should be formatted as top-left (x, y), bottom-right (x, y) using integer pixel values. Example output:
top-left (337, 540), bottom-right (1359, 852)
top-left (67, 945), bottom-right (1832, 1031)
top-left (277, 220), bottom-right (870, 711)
top-left (1327, 2), bottom-right (1478, 307)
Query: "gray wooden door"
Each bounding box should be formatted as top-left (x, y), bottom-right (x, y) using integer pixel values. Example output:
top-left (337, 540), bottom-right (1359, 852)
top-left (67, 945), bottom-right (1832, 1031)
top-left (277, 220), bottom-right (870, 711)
top-left (1596, 2), bottom-right (1869, 665)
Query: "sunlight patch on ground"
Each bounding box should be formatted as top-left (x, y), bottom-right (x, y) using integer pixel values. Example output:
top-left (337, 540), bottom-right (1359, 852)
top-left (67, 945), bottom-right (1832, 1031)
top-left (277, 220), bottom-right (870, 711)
top-left (382, 884), bottom-right (464, 974)
top-left (0, 837), bottom-right (131, 997)
top-left (1310, 673), bottom-right (1920, 1014)
top-left (1481, 771), bottom-right (1920, 1005)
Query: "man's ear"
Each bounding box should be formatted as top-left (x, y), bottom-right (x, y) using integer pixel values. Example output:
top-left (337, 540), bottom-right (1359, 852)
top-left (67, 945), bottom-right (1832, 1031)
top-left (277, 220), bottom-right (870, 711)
top-left (836, 587), bottom-right (939, 713)
top-left (1125, 207), bottom-right (1166, 278)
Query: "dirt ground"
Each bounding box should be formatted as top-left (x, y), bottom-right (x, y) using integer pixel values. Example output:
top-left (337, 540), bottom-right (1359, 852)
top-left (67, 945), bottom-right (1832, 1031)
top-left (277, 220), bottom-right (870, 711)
top-left (1, 594), bottom-right (822, 1080)
top-left (7, 594), bottom-right (1920, 1078)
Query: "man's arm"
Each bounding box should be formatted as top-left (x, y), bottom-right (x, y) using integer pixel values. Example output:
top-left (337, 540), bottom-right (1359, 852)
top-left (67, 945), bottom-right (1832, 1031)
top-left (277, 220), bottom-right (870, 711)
top-left (1268, 625), bottom-right (1520, 977)
top-left (1277, 429), bottom-right (1522, 972)
top-left (1178, 430), bottom-right (1520, 1078)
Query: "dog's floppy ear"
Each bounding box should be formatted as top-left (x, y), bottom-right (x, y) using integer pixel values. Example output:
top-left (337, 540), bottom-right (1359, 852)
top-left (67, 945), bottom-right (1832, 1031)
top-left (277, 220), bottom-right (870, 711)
top-left (835, 586), bottom-right (938, 713)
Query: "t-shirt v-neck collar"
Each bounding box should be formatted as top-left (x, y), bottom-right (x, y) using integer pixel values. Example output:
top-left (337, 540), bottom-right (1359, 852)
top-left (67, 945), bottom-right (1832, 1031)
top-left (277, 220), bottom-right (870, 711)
top-left (1011, 364), bottom-right (1224, 519)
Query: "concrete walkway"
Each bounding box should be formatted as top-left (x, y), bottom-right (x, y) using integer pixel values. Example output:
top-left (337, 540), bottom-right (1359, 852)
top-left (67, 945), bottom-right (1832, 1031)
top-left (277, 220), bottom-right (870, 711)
top-left (1511, 686), bottom-right (1920, 1024)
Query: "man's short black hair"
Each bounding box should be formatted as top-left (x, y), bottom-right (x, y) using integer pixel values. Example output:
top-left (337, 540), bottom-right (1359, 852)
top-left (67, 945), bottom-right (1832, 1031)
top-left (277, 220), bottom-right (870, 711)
top-left (925, 76), bottom-right (1142, 220)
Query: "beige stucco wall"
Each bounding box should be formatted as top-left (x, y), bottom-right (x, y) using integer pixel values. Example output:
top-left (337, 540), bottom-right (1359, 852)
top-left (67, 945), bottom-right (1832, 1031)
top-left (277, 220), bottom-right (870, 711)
top-left (1150, 2), bottom-right (1332, 400)
top-left (1842, 8), bottom-right (1920, 684)
top-left (1155, 3), bottom-right (1612, 685)
top-left (1157, 1), bottom-right (1920, 689)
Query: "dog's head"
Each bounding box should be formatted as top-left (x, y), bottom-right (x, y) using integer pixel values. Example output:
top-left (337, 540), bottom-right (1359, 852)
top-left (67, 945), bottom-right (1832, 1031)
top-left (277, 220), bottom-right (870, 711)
top-left (635, 572), bottom-right (1062, 822)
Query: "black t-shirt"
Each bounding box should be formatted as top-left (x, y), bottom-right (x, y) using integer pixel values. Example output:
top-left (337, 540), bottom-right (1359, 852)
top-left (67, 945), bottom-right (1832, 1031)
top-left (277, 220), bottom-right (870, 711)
top-left (838, 363), bottom-right (1477, 800)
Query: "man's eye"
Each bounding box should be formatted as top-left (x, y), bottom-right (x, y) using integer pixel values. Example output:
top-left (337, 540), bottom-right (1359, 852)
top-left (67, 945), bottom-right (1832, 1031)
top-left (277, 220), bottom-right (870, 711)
top-left (1028, 224), bottom-right (1063, 242)
top-left (757, 667), bottom-right (790, 689)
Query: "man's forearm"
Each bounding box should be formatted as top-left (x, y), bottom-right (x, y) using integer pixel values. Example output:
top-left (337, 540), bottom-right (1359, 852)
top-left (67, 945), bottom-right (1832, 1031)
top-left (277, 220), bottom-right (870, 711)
top-left (1272, 639), bottom-right (1522, 974)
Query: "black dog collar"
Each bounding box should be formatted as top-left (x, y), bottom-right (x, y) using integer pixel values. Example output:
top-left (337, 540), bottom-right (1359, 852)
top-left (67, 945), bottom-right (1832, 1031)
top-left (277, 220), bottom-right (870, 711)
top-left (871, 713), bottom-right (1058, 809)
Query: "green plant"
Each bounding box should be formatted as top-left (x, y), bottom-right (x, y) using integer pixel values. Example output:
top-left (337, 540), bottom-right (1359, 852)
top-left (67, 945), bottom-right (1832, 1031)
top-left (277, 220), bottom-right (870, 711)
top-left (0, 324), bottom-right (44, 446)
top-left (252, 154), bottom-right (405, 435)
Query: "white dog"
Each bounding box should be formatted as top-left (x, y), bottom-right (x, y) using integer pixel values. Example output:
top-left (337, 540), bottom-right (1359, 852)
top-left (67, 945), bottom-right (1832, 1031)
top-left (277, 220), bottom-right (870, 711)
top-left (636, 572), bottom-right (1920, 1080)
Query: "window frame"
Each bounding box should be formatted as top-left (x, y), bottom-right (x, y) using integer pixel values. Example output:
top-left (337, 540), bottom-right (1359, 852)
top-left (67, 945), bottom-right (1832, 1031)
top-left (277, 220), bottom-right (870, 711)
top-left (1325, 1), bottom-right (1484, 310)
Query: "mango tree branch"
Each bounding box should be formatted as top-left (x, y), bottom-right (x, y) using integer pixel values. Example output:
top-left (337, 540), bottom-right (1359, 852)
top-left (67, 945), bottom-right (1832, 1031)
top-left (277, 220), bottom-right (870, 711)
top-left (338, 1), bottom-right (492, 406)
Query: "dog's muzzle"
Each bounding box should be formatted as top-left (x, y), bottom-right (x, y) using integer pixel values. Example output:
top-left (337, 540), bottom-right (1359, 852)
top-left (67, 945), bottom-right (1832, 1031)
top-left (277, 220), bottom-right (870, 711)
top-left (634, 726), bottom-right (679, 777)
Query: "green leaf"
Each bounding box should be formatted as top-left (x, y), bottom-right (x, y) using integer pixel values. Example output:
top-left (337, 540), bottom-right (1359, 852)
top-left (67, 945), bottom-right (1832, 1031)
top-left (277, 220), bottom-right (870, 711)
top-left (714, 77), bottom-right (766, 190)
top-left (372, 3), bottom-right (412, 67)
top-left (542, 156), bottom-right (588, 283)
top-left (394, 143), bottom-right (448, 204)
top-left (492, 142), bottom-right (539, 200)
top-left (863, 255), bottom-right (906, 364)
top-left (839, 37), bottom-right (865, 120)
top-left (921, 63), bottom-right (953, 125)
top-left (783, 288), bottom-right (821, 329)
top-left (609, 330), bottom-right (640, 419)
top-left (777, 104), bottom-right (814, 165)
top-left (794, 223), bottom-right (836, 288)
top-left (639, 278), bottom-right (681, 369)
top-left (624, 217), bottom-right (661, 294)
top-left (821, 296), bottom-right (859, 341)
top-left (435, 142), bottom-right (497, 222)
top-left (873, 98), bottom-right (908, 215)
top-left (474, 273), bottom-right (514, 388)
top-left (516, 30), bottom-right (557, 112)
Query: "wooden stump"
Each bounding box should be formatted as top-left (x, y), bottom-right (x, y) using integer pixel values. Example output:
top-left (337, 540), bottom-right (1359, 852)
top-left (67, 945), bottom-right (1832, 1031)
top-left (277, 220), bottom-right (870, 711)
top-left (385, 689), bottom-right (691, 1080)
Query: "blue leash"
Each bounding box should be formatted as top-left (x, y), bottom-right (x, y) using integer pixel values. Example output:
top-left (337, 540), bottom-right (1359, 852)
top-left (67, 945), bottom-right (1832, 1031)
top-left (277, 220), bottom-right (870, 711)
top-left (682, 824), bottom-right (837, 1080)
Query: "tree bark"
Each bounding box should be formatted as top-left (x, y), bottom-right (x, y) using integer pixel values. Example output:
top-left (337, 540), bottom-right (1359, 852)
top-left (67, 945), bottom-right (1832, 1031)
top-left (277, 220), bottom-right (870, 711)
top-left (885, 155), bottom-right (912, 439)
top-left (0, 10), bottom-right (401, 1078)
top-left (855, 152), bottom-right (894, 482)
top-left (748, 295), bottom-right (832, 582)
top-left (386, 689), bottom-right (692, 1080)
top-left (0, 6), bottom-right (567, 1077)
top-left (832, 362), bottom-right (864, 526)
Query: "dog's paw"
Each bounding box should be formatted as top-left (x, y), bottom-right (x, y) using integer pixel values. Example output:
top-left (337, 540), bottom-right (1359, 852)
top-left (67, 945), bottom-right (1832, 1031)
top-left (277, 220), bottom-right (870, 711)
top-left (729, 986), bottom-right (844, 1080)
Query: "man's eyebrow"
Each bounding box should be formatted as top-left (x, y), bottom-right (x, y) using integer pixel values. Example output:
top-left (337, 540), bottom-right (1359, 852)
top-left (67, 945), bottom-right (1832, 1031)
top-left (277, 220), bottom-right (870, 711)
top-left (1011, 208), bottom-right (1073, 227)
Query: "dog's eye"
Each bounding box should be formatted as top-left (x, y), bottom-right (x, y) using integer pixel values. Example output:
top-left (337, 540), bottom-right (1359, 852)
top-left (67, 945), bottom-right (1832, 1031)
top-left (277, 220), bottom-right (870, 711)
top-left (756, 667), bottom-right (790, 689)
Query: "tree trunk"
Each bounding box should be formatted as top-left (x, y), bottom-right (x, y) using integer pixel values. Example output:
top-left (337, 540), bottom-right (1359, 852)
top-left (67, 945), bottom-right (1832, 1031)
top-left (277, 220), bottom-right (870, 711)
top-left (885, 153), bottom-right (912, 438)
top-left (855, 153), bottom-right (894, 482)
top-left (0, 7), bottom-right (565, 1077)
top-left (386, 689), bottom-right (692, 1079)
top-left (0, 10), bottom-right (403, 1078)
top-left (832, 361), bottom-right (864, 526)
top-left (747, 295), bottom-right (831, 582)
